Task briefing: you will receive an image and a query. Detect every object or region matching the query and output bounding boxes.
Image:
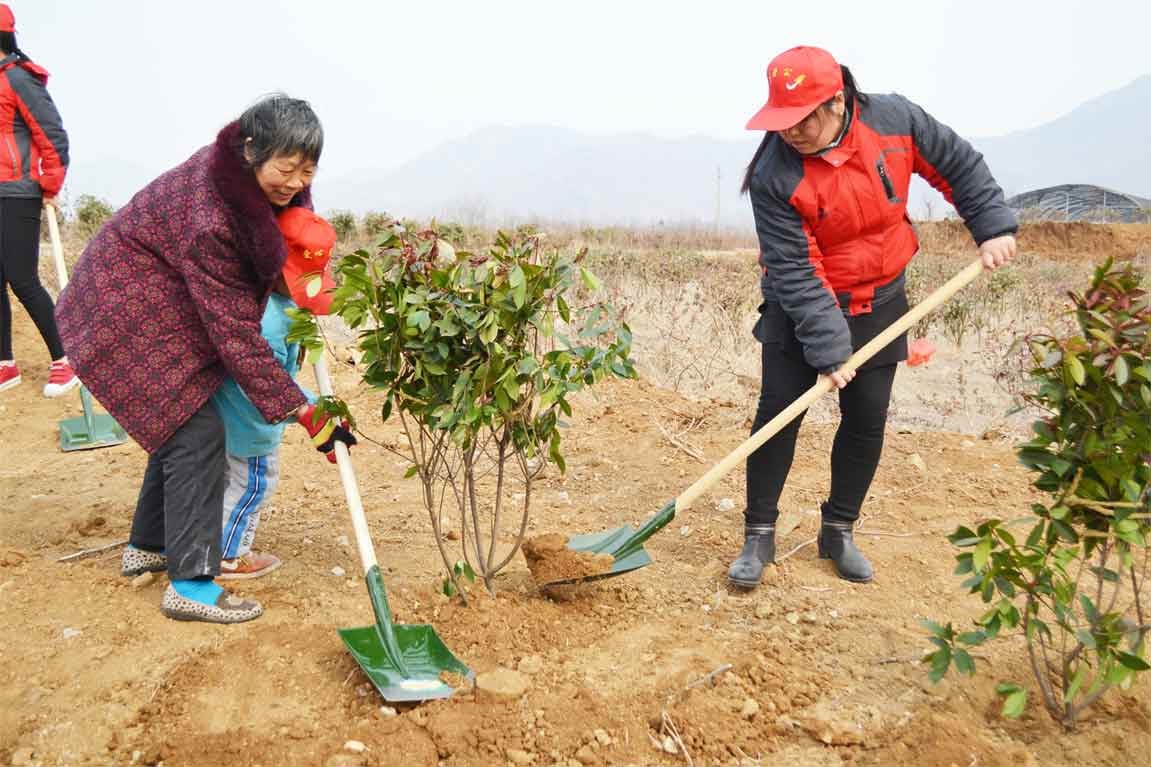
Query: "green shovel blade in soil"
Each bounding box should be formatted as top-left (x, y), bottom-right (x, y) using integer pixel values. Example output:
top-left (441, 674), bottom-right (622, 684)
top-left (339, 565), bottom-right (472, 702)
top-left (534, 500), bottom-right (673, 587)
top-left (313, 356), bottom-right (471, 704)
top-left (59, 387), bottom-right (128, 451)
top-left (534, 259), bottom-right (990, 589)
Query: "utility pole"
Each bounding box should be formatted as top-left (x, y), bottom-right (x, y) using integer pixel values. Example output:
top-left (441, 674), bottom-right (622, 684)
top-left (714, 165), bottom-right (722, 233)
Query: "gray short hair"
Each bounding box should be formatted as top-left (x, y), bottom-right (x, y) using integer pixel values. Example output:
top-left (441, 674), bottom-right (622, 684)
top-left (238, 93), bottom-right (323, 167)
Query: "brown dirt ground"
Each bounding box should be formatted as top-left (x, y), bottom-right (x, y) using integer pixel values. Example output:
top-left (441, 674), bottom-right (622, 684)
top-left (3, 278), bottom-right (1150, 767)
top-left (917, 220), bottom-right (1151, 262)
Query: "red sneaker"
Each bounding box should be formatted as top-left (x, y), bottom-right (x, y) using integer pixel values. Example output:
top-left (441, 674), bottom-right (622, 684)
top-left (43, 358), bottom-right (80, 398)
top-left (0, 362), bottom-right (20, 392)
top-left (219, 552), bottom-right (283, 580)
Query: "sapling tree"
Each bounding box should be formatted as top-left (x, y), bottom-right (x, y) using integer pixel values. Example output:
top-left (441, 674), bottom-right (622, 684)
top-left (307, 224), bottom-right (635, 597)
top-left (924, 259), bottom-right (1151, 728)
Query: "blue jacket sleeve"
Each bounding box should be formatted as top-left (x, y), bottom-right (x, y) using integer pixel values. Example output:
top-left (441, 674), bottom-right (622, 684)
top-left (263, 295), bottom-right (317, 406)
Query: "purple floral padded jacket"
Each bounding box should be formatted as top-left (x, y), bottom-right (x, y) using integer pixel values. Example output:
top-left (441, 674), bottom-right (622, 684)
top-left (55, 122), bottom-right (309, 453)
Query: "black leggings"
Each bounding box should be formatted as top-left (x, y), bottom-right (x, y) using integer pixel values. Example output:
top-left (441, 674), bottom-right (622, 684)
top-left (745, 340), bottom-right (897, 526)
top-left (0, 196), bottom-right (65, 361)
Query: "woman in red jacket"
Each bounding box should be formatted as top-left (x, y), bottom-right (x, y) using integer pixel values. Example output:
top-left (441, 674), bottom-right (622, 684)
top-left (0, 4), bottom-right (77, 397)
top-left (56, 95), bottom-right (354, 623)
top-left (729, 46), bottom-right (1017, 588)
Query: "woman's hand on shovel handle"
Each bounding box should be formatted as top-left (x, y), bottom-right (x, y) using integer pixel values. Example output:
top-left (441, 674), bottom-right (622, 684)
top-left (826, 367), bottom-right (856, 390)
top-left (979, 234), bottom-right (1017, 270)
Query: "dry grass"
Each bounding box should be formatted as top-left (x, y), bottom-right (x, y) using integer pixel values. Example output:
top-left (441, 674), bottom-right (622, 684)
top-left (36, 217), bottom-right (1147, 437)
top-left (567, 224), bottom-right (1134, 436)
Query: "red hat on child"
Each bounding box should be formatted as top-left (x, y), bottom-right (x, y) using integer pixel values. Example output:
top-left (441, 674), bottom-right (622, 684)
top-left (0, 5), bottom-right (16, 33)
top-left (277, 207), bottom-right (337, 315)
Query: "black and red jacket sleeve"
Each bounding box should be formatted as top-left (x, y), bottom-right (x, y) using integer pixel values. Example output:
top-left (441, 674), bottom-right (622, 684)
top-left (750, 140), bottom-right (853, 373)
top-left (7, 64), bottom-right (69, 197)
top-left (899, 94), bottom-right (1017, 245)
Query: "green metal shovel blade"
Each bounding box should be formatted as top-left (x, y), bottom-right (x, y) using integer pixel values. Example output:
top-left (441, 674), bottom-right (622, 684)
top-left (536, 500), bottom-right (676, 587)
top-left (59, 387), bottom-right (128, 452)
top-left (339, 623), bottom-right (472, 702)
top-left (340, 566), bottom-right (472, 702)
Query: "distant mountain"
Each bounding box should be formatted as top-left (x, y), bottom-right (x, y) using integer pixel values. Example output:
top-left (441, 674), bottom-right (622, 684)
top-left (971, 75), bottom-right (1151, 200)
top-left (322, 125), bottom-right (759, 228)
top-left (75, 76), bottom-right (1151, 225)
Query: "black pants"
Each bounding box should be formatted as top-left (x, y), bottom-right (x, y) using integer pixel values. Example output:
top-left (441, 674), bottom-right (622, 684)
top-left (129, 400), bottom-right (227, 581)
top-left (0, 196), bottom-right (64, 361)
top-left (745, 340), bottom-right (897, 526)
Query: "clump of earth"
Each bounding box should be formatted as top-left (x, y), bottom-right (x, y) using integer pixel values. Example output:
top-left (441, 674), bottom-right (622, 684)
top-left (522, 533), bottom-right (614, 585)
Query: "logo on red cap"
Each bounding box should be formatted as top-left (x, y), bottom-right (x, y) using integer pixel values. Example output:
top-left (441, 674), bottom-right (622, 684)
top-left (277, 208), bottom-right (338, 314)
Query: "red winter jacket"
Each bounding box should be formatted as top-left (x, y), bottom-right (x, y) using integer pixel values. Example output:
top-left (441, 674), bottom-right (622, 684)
top-left (0, 54), bottom-right (68, 198)
top-left (748, 93), bottom-right (1017, 372)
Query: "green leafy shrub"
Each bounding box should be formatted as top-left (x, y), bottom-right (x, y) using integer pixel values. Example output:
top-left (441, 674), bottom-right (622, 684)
top-left (925, 258), bottom-right (1151, 728)
top-left (73, 194), bottom-right (115, 239)
top-left (327, 209), bottom-right (358, 241)
top-left (329, 224), bottom-right (636, 595)
top-left (361, 211), bottom-right (394, 237)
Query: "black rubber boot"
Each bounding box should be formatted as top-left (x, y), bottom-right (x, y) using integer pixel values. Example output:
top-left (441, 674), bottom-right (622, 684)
top-left (818, 520), bottom-right (873, 582)
top-left (727, 524), bottom-right (776, 588)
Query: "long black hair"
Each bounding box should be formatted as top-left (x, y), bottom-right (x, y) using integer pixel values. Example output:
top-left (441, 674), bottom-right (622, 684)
top-left (740, 65), bottom-right (867, 194)
top-left (0, 32), bottom-right (29, 62)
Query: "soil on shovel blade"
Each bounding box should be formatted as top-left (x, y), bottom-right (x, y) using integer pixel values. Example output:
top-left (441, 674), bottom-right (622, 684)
top-left (522, 533), bottom-right (614, 585)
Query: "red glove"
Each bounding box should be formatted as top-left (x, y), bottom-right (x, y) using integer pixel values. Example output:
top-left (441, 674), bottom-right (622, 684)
top-left (907, 338), bottom-right (937, 368)
top-left (297, 405), bottom-right (357, 463)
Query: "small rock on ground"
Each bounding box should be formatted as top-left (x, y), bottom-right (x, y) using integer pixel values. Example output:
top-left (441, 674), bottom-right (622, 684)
top-left (505, 748), bottom-right (534, 765)
top-left (9, 747), bottom-right (35, 767)
top-left (476, 668), bottom-right (529, 702)
top-left (518, 655), bottom-right (544, 674)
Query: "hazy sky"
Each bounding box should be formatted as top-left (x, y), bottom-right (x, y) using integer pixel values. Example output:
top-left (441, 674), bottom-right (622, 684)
top-left (17, 0), bottom-right (1151, 200)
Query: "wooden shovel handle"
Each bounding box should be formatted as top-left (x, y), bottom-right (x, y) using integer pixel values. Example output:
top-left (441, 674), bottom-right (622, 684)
top-left (675, 258), bottom-right (987, 512)
top-left (312, 355), bottom-right (379, 575)
top-left (44, 203), bottom-right (70, 292)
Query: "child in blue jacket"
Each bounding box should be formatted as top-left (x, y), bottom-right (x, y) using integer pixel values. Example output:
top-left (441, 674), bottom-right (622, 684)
top-left (212, 207), bottom-right (347, 579)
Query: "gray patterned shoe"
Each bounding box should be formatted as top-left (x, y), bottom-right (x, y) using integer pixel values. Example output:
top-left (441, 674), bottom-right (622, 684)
top-left (159, 585), bottom-right (264, 624)
top-left (121, 546), bottom-right (168, 577)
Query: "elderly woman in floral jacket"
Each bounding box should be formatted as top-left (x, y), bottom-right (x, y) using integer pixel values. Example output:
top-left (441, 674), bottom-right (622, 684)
top-left (56, 95), bottom-right (353, 624)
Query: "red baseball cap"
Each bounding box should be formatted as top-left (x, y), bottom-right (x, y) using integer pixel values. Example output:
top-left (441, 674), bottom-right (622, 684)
top-left (277, 207), bottom-right (337, 315)
top-left (0, 5), bottom-right (15, 33)
top-left (746, 46), bottom-right (844, 131)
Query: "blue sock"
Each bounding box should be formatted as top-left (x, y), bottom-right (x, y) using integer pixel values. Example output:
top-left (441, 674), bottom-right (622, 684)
top-left (128, 544), bottom-right (165, 554)
top-left (171, 578), bottom-right (223, 605)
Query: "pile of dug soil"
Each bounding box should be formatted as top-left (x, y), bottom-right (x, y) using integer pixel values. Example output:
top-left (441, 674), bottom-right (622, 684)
top-left (522, 533), bottom-right (614, 585)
